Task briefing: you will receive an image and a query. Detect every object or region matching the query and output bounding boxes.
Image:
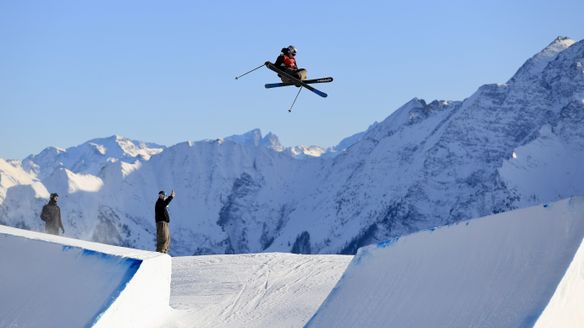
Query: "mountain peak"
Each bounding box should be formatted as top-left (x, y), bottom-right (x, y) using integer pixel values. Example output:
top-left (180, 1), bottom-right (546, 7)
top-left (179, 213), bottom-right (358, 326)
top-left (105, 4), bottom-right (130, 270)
top-left (261, 132), bottom-right (284, 151)
top-left (541, 36), bottom-right (576, 57)
top-left (225, 129), bottom-right (263, 147)
top-left (224, 129), bottom-right (288, 153)
top-left (84, 135), bottom-right (164, 159)
top-left (550, 36), bottom-right (574, 46)
top-left (87, 134), bottom-right (124, 143)
top-left (21, 135), bottom-right (165, 178)
top-left (509, 36), bottom-right (576, 84)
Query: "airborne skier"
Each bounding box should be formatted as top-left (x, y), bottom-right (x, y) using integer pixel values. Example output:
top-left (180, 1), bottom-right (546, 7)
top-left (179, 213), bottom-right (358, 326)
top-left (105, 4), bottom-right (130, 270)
top-left (274, 45), bottom-right (307, 83)
top-left (234, 45), bottom-right (333, 111)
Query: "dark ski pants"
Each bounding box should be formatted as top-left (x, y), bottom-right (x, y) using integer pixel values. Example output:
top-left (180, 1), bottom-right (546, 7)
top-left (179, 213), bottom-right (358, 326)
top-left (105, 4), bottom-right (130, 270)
top-left (156, 221), bottom-right (170, 254)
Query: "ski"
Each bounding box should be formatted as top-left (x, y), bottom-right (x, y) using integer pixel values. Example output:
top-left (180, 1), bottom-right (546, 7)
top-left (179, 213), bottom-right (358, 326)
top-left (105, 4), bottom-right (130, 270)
top-left (264, 62), bottom-right (328, 98)
top-left (265, 77), bottom-right (333, 89)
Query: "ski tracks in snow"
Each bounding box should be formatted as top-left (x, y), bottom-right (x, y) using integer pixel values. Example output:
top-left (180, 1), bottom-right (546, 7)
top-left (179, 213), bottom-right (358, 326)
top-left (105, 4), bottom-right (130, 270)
top-left (168, 253), bottom-right (351, 328)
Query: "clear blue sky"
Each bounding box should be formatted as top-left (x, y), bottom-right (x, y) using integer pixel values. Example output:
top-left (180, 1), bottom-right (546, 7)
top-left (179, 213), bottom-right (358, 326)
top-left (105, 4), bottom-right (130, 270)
top-left (1, 0), bottom-right (583, 159)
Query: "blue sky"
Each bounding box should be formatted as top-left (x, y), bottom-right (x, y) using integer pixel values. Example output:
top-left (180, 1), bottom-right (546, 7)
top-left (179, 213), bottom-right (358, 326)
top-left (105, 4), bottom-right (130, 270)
top-left (1, 0), bottom-right (583, 159)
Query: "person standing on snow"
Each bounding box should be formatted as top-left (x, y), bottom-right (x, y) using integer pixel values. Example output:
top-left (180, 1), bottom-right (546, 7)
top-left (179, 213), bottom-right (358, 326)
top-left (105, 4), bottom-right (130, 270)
top-left (274, 45), bottom-right (307, 83)
top-left (40, 193), bottom-right (65, 235)
top-left (155, 190), bottom-right (175, 254)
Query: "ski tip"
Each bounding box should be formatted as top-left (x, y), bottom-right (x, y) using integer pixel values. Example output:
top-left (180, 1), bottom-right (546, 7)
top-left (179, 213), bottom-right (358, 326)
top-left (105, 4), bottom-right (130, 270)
top-left (315, 89), bottom-right (328, 97)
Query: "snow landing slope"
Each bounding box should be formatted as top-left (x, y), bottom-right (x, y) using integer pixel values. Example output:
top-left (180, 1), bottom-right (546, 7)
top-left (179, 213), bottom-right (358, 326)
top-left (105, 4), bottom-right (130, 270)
top-left (0, 225), bottom-right (171, 328)
top-left (306, 197), bottom-right (584, 328)
top-left (1, 198), bottom-right (583, 328)
top-left (169, 253), bottom-right (351, 328)
top-left (0, 224), bottom-right (350, 328)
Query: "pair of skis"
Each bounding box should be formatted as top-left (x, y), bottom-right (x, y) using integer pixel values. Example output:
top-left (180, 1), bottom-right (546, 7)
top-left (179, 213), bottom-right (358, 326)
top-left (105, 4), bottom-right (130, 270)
top-left (264, 77), bottom-right (333, 91)
top-left (264, 62), bottom-right (333, 98)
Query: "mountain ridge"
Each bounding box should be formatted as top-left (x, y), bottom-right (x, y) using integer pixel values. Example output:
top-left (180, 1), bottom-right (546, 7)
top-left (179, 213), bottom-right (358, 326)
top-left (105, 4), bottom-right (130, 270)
top-left (1, 36), bottom-right (582, 255)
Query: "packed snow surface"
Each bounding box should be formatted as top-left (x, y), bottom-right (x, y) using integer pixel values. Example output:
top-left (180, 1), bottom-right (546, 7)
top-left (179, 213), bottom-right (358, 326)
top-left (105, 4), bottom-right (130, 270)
top-left (0, 224), bottom-right (350, 328)
top-left (168, 253), bottom-right (351, 328)
top-left (306, 197), bottom-right (584, 328)
top-left (1, 197), bottom-right (583, 327)
top-left (0, 225), bottom-right (171, 328)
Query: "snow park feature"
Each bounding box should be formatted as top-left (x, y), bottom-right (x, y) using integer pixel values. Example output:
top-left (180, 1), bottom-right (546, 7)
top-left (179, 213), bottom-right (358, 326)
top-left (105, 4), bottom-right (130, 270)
top-left (0, 223), bottom-right (350, 328)
top-left (2, 198), bottom-right (583, 327)
top-left (306, 197), bottom-right (584, 328)
top-left (0, 225), bottom-right (171, 328)
top-left (169, 253), bottom-right (351, 328)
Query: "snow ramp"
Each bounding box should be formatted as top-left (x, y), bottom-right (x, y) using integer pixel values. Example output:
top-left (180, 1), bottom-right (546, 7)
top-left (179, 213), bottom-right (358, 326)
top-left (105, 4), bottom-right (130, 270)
top-left (0, 225), bottom-right (171, 328)
top-left (306, 197), bottom-right (584, 328)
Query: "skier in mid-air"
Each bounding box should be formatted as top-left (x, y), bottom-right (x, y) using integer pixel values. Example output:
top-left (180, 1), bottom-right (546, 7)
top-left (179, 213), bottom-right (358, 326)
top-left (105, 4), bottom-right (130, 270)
top-left (274, 45), bottom-right (307, 83)
top-left (234, 45), bottom-right (332, 111)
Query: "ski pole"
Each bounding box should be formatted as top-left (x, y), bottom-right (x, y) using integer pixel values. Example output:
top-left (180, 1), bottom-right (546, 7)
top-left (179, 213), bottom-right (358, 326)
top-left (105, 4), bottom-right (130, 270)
top-left (235, 63), bottom-right (265, 80)
top-left (288, 86), bottom-right (303, 112)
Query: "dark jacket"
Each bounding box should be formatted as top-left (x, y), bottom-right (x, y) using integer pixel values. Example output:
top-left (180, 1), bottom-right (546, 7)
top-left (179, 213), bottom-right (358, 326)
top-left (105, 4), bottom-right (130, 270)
top-left (275, 49), bottom-right (298, 71)
top-left (275, 48), bottom-right (288, 68)
top-left (275, 55), bottom-right (286, 68)
top-left (155, 196), bottom-right (174, 223)
top-left (41, 200), bottom-right (64, 232)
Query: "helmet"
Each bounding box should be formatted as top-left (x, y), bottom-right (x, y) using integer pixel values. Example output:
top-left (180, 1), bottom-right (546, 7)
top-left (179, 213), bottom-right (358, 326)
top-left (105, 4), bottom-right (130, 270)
top-left (287, 45), bottom-right (297, 55)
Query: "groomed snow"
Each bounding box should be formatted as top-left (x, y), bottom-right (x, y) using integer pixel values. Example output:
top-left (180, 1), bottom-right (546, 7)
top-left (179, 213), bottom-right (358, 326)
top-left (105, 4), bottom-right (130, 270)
top-left (0, 226), bottom-right (350, 328)
top-left (2, 197), bottom-right (583, 327)
top-left (167, 253), bottom-right (352, 328)
top-left (306, 197), bottom-right (584, 328)
top-left (0, 225), bottom-right (171, 328)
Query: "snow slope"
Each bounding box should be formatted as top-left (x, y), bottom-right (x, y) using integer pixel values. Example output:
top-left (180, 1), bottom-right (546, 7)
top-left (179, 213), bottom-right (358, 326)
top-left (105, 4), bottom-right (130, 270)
top-left (0, 225), bottom-right (171, 328)
top-left (2, 198), bottom-right (582, 327)
top-left (0, 223), bottom-right (350, 328)
top-left (306, 196), bottom-right (584, 328)
top-left (169, 253), bottom-right (351, 328)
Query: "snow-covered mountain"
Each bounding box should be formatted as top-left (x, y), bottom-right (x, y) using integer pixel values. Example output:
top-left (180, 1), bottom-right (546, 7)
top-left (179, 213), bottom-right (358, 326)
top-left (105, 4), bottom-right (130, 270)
top-left (22, 135), bottom-right (165, 179)
top-left (1, 36), bottom-right (583, 255)
top-left (224, 128), bottom-right (339, 159)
